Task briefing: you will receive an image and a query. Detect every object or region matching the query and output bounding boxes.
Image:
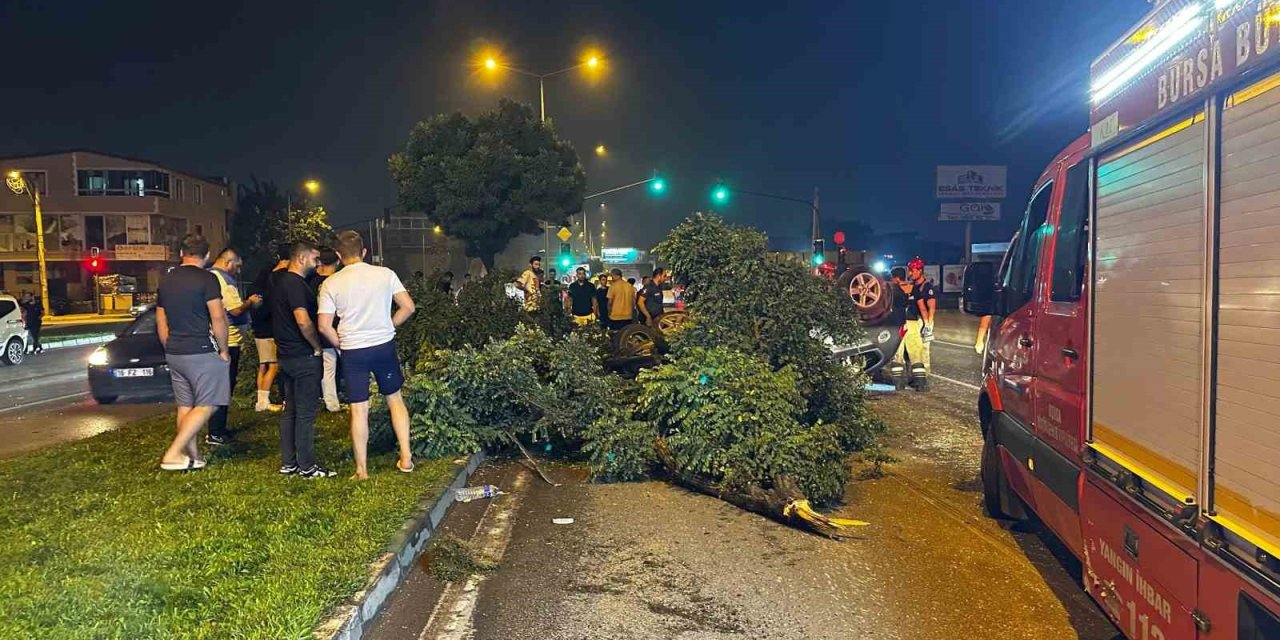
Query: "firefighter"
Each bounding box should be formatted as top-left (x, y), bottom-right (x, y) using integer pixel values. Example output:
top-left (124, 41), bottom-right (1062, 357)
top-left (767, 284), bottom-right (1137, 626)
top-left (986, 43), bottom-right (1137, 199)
top-left (904, 257), bottom-right (936, 390)
top-left (887, 268), bottom-right (912, 390)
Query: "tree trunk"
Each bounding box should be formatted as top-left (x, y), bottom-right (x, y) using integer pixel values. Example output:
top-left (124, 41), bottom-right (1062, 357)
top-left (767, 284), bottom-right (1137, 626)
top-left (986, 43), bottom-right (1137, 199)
top-left (655, 439), bottom-right (868, 539)
top-left (480, 252), bottom-right (496, 272)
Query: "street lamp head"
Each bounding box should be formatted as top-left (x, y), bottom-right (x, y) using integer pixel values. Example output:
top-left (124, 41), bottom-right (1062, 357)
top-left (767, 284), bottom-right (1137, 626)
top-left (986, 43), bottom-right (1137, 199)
top-left (304, 179), bottom-right (320, 194)
top-left (485, 58), bottom-right (498, 70)
top-left (5, 170), bottom-right (25, 195)
top-left (595, 144), bottom-right (607, 157)
top-left (587, 56), bottom-right (599, 68)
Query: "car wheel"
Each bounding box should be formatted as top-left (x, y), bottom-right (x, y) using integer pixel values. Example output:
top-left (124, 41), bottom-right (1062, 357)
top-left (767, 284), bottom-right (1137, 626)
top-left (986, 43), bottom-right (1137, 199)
top-left (981, 429), bottom-right (1026, 520)
top-left (613, 324), bottom-right (667, 360)
top-left (837, 267), bottom-right (893, 324)
top-left (1, 338), bottom-right (24, 365)
top-left (93, 395), bottom-right (119, 405)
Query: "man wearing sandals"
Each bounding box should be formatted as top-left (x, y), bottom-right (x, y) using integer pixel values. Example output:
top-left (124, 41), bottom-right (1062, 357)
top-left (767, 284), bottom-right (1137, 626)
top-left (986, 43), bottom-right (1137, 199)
top-left (318, 231), bottom-right (416, 479)
top-left (157, 235), bottom-right (230, 471)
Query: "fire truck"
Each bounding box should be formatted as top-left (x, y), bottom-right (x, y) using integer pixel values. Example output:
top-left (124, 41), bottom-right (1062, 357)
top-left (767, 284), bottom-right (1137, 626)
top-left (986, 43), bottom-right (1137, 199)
top-left (963, 2), bottom-right (1280, 638)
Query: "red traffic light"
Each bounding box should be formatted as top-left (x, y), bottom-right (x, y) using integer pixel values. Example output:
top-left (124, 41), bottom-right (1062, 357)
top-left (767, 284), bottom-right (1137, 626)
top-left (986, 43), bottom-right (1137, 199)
top-left (833, 231), bottom-right (846, 245)
top-left (85, 257), bottom-right (105, 274)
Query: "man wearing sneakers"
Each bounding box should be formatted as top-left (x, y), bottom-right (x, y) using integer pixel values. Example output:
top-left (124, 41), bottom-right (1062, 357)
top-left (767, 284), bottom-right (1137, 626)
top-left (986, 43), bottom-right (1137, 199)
top-left (271, 241), bottom-right (335, 479)
top-left (207, 247), bottom-right (261, 445)
top-left (318, 231), bottom-right (416, 479)
top-left (250, 246), bottom-right (289, 412)
top-left (157, 235), bottom-right (230, 471)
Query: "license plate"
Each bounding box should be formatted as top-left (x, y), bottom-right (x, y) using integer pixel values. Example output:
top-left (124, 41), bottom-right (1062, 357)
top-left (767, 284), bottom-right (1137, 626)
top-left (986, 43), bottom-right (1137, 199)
top-left (113, 368), bottom-right (154, 378)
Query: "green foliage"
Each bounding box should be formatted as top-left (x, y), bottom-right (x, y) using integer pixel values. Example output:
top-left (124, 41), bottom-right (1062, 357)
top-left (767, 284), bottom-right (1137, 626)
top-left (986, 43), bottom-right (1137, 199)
top-left (581, 405), bottom-right (657, 482)
top-left (654, 213), bottom-right (879, 453)
top-left (389, 100), bottom-right (587, 269)
top-left (394, 269), bottom-right (525, 373)
top-left (229, 177), bottom-right (334, 277)
top-left (637, 347), bottom-right (849, 504)
top-left (453, 269), bottom-right (524, 348)
top-left (0, 402), bottom-right (458, 639)
top-left (374, 326), bottom-right (631, 462)
top-left (235, 336), bottom-right (259, 394)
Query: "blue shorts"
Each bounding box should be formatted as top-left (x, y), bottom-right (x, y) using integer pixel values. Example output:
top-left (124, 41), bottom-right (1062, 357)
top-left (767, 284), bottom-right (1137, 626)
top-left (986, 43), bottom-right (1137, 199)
top-left (340, 340), bottom-right (404, 403)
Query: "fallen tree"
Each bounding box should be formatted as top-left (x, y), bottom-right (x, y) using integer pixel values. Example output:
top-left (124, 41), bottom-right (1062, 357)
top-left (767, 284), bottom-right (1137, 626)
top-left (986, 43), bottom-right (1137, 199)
top-left (372, 213), bottom-right (882, 538)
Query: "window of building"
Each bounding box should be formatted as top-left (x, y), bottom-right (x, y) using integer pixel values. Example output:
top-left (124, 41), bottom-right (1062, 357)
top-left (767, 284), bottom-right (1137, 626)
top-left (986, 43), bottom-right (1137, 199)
top-left (76, 169), bottom-right (170, 197)
top-left (1051, 163), bottom-right (1089, 302)
top-left (194, 184), bottom-right (203, 204)
top-left (105, 215), bottom-right (127, 249)
top-left (175, 178), bottom-right (185, 201)
top-left (0, 215), bottom-right (14, 252)
top-left (84, 216), bottom-right (105, 251)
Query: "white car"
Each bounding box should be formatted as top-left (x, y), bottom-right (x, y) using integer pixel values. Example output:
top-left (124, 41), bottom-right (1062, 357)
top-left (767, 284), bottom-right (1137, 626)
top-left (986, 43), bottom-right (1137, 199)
top-left (0, 295), bottom-right (30, 365)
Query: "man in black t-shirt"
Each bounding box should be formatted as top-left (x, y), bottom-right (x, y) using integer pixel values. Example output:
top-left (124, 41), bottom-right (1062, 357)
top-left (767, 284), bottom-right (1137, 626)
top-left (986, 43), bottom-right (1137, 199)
top-left (251, 245), bottom-right (290, 412)
top-left (157, 235), bottom-right (230, 471)
top-left (271, 241), bottom-right (334, 479)
top-left (638, 268), bottom-right (668, 328)
top-left (565, 267), bottom-right (599, 326)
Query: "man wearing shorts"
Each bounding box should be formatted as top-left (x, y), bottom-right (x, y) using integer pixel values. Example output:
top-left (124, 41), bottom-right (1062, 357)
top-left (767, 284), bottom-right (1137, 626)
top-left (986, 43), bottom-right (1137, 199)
top-left (318, 231), bottom-right (416, 479)
top-left (156, 235), bottom-right (230, 471)
top-left (251, 246), bottom-right (289, 412)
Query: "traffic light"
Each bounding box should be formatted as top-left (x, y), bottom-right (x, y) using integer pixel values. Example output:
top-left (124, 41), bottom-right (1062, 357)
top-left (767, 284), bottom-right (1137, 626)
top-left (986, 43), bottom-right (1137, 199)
top-left (812, 239), bottom-right (826, 266)
top-left (558, 242), bottom-right (572, 269)
top-left (711, 183), bottom-right (730, 204)
top-left (649, 177), bottom-right (666, 195)
top-left (85, 256), bottom-right (106, 274)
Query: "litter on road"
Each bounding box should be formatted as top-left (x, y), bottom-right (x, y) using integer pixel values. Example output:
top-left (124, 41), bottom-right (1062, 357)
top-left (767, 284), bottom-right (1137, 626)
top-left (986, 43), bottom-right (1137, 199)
top-left (453, 485), bottom-right (503, 503)
top-left (551, 518), bottom-right (575, 525)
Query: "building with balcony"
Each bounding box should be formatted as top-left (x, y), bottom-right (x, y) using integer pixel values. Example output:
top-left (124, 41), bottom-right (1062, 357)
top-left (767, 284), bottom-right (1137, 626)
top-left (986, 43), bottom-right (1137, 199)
top-left (0, 150), bottom-right (235, 312)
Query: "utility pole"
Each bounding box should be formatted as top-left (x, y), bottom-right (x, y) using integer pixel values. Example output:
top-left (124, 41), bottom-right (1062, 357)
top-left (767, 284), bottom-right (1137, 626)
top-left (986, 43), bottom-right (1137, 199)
top-left (811, 187), bottom-right (821, 243)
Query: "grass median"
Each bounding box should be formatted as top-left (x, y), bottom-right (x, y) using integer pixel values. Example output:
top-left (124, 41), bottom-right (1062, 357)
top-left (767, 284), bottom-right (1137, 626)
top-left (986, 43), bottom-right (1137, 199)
top-left (0, 402), bottom-right (459, 639)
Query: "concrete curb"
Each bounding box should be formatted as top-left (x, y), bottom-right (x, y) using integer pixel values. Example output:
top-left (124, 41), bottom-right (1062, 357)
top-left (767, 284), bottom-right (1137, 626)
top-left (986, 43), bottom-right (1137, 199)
top-left (313, 451), bottom-right (486, 640)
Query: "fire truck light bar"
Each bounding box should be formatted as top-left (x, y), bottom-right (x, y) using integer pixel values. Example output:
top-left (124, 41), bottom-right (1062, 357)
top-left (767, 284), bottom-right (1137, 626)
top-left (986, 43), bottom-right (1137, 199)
top-left (1092, 4), bottom-right (1206, 104)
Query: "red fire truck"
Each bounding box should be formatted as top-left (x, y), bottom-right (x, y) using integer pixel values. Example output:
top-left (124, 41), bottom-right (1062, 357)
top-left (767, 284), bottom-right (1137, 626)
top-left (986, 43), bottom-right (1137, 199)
top-left (963, 2), bottom-right (1280, 638)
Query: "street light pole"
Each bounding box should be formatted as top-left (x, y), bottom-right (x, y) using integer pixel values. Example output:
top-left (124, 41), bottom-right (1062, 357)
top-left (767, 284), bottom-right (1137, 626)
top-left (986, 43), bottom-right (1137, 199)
top-left (5, 172), bottom-right (50, 316)
top-left (539, 76), bottom-right (546, 123)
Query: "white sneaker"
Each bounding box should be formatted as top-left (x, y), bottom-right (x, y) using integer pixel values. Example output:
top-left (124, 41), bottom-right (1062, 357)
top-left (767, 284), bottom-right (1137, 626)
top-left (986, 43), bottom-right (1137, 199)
top-left (255, 403), bottom-right (283, 413)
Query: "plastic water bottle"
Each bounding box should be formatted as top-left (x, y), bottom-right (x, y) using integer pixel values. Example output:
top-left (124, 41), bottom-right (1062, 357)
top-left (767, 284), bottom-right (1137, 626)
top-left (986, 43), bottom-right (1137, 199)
top-left (453, 485), bottom-right (502, 503)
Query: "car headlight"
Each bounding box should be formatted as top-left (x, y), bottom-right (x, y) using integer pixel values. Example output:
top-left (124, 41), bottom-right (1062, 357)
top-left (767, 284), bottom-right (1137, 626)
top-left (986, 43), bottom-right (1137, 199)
top-left (88, 348), bottom-right (110, 367)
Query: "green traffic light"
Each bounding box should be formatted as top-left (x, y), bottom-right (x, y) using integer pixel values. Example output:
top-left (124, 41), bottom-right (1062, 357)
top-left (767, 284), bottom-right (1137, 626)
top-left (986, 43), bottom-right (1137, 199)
top-left (812, 254), bottom-right (825, 266)
top-left (712, 186), bottom-right (729, 203)
top-left (560, 257), bottom-right (571, 268)
top-left (650, 178), bottom-right (666, 193)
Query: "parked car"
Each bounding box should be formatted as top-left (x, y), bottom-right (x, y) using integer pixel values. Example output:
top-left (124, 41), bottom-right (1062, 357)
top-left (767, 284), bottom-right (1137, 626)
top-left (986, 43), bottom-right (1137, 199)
top-left (86, 309), bottom-right (172, 404)
top-left (0, 294), bottom-right (30, 366)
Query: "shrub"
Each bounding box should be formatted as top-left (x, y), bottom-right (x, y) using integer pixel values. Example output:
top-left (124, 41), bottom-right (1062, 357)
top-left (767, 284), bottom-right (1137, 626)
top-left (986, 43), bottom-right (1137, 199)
top-left (581, 405), bottom-right (657, 482)
top-left (637, 346), bottom-right (850, 504)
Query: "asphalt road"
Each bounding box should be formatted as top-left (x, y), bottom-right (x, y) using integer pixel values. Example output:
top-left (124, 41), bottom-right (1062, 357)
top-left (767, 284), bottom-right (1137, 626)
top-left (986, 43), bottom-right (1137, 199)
top-left (0, 345), bottom-right (168, 458)
top-left (370, 342), bottom-right (1121, 640)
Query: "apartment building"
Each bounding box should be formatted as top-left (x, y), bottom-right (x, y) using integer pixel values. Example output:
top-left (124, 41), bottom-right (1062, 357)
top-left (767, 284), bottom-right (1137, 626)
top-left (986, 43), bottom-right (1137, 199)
top-left (0, 150), bottom-right (235, 310)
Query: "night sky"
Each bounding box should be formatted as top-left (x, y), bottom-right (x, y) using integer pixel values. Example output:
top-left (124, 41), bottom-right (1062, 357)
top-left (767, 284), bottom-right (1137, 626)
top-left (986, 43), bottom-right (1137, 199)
top-left (1, 0), bottom-right (1150, 256)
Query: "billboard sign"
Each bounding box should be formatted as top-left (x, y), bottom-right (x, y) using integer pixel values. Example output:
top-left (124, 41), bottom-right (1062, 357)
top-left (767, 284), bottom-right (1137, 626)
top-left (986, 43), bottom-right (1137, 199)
top-left (601, 247), bottom-right (642, 263)
top-left (939, 202), bottom-right (1001, 222)
top-left (114, 244), bottom-right (169, 261)
top-left (936, 166), bottom-right (1006, 199)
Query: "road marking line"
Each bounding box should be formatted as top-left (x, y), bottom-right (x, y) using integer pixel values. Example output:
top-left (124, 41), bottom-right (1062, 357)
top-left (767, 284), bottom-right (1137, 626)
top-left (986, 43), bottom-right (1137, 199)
top-left (421, 470), bottom-right (529, 640)
top-left (0, 391), bottom-right (90, 414)
top-left (931, 373), bottom-right (981, 391)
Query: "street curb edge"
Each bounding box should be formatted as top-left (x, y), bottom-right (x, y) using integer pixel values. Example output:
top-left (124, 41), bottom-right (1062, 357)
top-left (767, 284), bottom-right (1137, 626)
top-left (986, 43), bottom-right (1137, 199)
top-left (312, 451), bottom-right (486, 640)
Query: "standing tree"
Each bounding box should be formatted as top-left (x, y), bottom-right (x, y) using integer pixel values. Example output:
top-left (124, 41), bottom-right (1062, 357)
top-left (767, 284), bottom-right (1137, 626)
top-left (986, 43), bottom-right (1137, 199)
top-left (388, 99), bottom-right (586, 270)
top-left (230, 176), bottom-right (333, 276)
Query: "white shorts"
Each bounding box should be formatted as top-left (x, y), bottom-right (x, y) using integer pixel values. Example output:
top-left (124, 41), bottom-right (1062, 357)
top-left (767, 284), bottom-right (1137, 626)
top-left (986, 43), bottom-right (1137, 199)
top-left (254, 338), bottom-right (278, 364)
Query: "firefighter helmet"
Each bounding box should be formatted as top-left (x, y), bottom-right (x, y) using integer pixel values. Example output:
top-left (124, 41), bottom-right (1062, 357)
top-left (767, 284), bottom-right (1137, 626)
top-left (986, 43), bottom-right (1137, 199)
top-left (907, 257), bottom-right (925, 271)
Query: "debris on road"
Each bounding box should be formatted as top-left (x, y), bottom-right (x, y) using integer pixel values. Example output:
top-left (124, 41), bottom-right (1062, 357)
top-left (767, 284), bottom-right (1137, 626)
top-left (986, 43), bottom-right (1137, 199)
top-left (423, 535), bottom-right (498, 583)
top-left (551, 517), bottom-right (574, 525)
top-left (453, 485), bottom-right (502, 503)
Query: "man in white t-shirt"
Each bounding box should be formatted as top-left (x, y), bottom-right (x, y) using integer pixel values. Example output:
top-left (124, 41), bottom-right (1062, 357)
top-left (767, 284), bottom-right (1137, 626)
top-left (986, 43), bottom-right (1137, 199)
top-left (317, 231), bottom-right (416, 479)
